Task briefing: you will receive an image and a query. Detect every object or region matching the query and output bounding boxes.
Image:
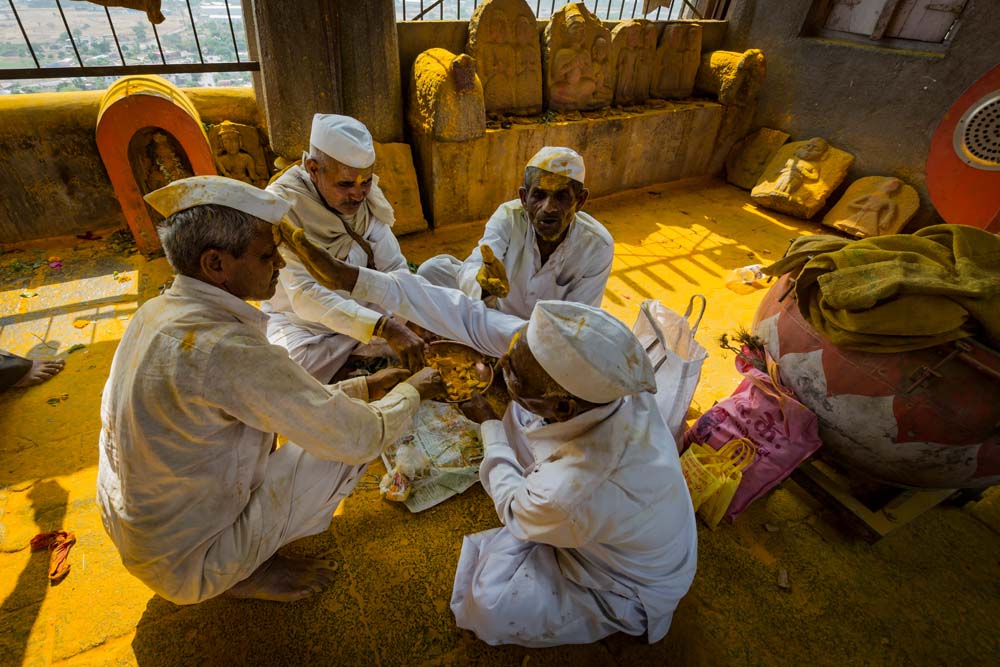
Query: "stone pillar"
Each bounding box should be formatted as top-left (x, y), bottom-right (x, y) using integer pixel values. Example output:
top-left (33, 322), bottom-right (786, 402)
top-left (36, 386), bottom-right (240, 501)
top-left (248, 0), bottom-right (402, 158)
top-left (335, 0), bottom-right (404, 143)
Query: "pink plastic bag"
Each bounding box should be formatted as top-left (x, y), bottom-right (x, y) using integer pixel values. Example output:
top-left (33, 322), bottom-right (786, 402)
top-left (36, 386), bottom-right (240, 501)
top-left (683, 356), bottom-right (822, 520)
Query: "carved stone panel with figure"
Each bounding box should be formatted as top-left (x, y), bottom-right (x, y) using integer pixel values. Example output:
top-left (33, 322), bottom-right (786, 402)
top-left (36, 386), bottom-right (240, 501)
top-left (611, 19), bottom-right (656, 106)
top-left (651, 22), bottom-right (701, 99)
top-left (542, 2), bottom-right (613, 112)
top-left (751, 137), bottom-right (854, 219)
top-left (131, 129), bottom-right (193, 195)
top-left (822, 176), bottom-right (919, 238)
top-left (468, 0), bottom-right (542, 115)
top-left (209, 121), bottom-right (270, 188)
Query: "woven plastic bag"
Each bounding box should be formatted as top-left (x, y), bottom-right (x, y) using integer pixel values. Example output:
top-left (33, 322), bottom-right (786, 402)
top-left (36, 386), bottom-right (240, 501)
top-left (633, 296), bottom-right (708, 447)
top-left (684, 357), bottom-right (822, 522)
top-left (696, 439), bottom-right (756, 529)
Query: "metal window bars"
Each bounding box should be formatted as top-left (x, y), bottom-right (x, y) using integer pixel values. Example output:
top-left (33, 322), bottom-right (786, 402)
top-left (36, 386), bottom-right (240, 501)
top-left (399, 0), bottom-right (724, 21)
top-left (1, 0), bottom-right (258, 81)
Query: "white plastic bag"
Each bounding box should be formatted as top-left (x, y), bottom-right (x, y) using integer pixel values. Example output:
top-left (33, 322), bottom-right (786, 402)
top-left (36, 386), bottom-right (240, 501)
top-left (632, 296), bottom-right (708, 447)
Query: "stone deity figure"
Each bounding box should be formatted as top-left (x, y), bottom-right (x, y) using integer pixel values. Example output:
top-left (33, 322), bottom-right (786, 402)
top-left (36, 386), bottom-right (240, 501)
top-left (144, 132), bottom-right (191, 192)
top-left (591, 36), bottom-right (612, 101)
top-left (614, 27), bottom-right (641, 103)
top-left (215, 122), bottom-right (260, 187)
top-left (837, 178), bottom-right (902, 237)
top-left (772, 138), bottom-right (828, 196)
top-left (513, 14), bottom-right (540, 108)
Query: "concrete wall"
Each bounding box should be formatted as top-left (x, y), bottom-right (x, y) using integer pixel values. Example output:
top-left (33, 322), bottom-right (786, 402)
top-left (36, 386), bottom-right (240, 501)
top-left (723, 0), bottom-right (1000, 227)
top-left (0, 88), bottom-right (258, 243)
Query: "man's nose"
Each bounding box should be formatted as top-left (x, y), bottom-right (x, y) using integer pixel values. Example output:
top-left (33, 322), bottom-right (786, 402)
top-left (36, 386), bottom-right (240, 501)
top-left (541, 195), bottom-right (559, 213)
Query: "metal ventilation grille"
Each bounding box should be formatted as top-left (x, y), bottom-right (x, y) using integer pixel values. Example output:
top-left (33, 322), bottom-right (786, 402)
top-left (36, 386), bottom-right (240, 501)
top-left (954, 92), bottom-right (1000, 171)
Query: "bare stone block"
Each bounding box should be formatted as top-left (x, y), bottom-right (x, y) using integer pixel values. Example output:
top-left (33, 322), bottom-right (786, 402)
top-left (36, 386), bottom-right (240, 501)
top-left (542, 2), bottom-right (613, 112)
top-left (468, 0), bottom-right (542, 115)
top-left (208, 121), bottom-right (270, 189)
top-left (726, 127), bottom-right (790, 190)
top-left (822, 176), bottom-right (919, 238)
top-left (373, 142), bottom-right (428, 236)
top-left (651, 22), bottom-right (702, 99)
top-left (695, 49), bottom-right (766, 107)
top-left (408, 48), bottom-right (486, 143)
top-left (611, 19), bottom-right (657, 106)
top-left (752, 138), bottom-right (855, 220)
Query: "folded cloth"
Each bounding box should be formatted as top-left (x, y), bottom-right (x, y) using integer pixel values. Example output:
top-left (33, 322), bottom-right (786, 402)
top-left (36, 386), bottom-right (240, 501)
top-left (762, 225), bottom-right (1000, 353)
top-left (30, 530), bottom-right (77, 583)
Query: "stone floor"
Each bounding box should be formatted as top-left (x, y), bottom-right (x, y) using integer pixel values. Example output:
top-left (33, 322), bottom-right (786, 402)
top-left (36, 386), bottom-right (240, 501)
top-left (1, 178), bottom-right (997, 666)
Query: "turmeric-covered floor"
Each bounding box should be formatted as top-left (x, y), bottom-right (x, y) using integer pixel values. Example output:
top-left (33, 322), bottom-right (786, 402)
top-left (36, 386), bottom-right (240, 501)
top-left (1, 178), bottom-right (997, 666)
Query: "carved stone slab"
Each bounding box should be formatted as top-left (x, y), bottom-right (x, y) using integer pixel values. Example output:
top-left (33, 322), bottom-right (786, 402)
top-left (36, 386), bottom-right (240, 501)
top-left (822, 176), bottom-right (919, 238)
top-left (542, 2), bottom-right (613, 112)
top-left (726, 127), bottom-right (789, 190)
top-left (651, 22), bottom-right (701, 99)
top-left (208, 120), bottom-right (270, 188)
top-left (408, 48), bottom-right (486, 142)
top-left (610, 19), bottom-right (657, 106)
top-left (467, 0), bottom-right (542, 115)
top-left (751, 138), bottom-right (855, 219)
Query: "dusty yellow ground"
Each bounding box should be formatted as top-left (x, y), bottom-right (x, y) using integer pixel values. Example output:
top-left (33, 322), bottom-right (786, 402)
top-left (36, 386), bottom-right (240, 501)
top-left (1, 178), bottom-right (997, 666)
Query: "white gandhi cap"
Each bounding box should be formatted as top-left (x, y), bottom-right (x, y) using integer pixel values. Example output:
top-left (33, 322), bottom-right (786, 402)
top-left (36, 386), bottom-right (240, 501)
top-left (526, 300), bottom-right (656, 404)
top-left (309, 114), bottom-right (376, 169)
top-left (526, 146), bottom-right (586, 185)
top-left (144, 175), bottom-right (291, 224)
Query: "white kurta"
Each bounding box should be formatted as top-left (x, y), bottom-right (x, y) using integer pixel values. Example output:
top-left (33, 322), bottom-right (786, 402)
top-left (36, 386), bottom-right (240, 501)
top-left (264, 166), bottom-right (408, 381)
top-left (97, 275), bottom-right (421, 605)
top-left (352, 268), bottom-right (698, 647)
top-left (416, 199), bottom-right (614, 320)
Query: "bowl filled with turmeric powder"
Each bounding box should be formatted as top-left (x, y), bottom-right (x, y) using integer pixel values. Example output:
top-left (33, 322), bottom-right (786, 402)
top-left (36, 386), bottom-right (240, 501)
top-left (424, 340), bottom-right (494, 403)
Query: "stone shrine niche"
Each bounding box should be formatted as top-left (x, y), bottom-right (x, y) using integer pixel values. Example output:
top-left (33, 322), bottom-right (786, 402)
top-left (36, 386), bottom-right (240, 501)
top-left (610, 19), bottom-right (656, 106)
top-left (96, 75), bottom-right (216, 254)
top-left (650, 22), bottom-right (701, 99)
top-left (822, 176), bottom-right (919, 238)
top-left (751, 137), bottom-right (855, 220)
top-left (408, 48), bottom-right (486, 142)
top-left (208, 121), bottom-right (270, 188)
top-left (467, 0), bottom-right (542, 115)
top-left (542, 3), bottom-right (613, 112)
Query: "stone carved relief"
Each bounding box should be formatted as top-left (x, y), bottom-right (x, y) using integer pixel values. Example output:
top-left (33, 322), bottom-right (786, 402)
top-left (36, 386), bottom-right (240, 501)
top-left (133, 130), bottom-right (193, 194)
top-left (542, 3), bottom-right (613, 112)
top-left (468, 0), bottom-right (542, 115)
top-left (822, 176), bottom-right (919, 238)
top-left (651, 23), bottom-right (701, 99)
top-left (408, 48), bottom-right (486, 142)
top-left (751, 137), bottom-right (855, 219)
top-left (725, 127), bottom-right (789, 190)
top-left (209, 120), bottom-right (269, 188)
top-left (611, 20), bottom-right (656, 106)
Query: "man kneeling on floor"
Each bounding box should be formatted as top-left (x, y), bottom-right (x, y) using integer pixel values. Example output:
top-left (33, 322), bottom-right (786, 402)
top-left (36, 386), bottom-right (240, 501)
top-left (280, 226), bottom-right (698, 646)
top-left (97, 176), bottom-right (442, 605)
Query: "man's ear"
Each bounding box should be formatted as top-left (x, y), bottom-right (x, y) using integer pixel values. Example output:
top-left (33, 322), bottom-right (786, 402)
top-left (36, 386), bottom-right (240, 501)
top-left (198, 248), bottom-right (228, 286)
top-left (304, 158), bottom-right (321, 181)
top-left (518, 186), bottom-right (528, 207)
top-left (553, 397), bottom-right (578, 421)
top-left (575, 188), bottom-right (589, 210)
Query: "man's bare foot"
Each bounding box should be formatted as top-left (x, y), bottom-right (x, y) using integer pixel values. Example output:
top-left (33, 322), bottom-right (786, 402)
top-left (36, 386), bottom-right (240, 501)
top-left (12, 359), bottom-right (65, 388)
top-left (224, 554), bottom-right (338, 602)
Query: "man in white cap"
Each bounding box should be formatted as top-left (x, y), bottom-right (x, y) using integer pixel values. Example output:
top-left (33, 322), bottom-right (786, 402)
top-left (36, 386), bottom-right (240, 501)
top-left (264, 113), bottom-right (425, 381)
top-left (417, 146), bottom-right (614, 319)
top-left (278, 227), bottom-right (697, 647)
top-left (97, 176), bottom-right (443, 605)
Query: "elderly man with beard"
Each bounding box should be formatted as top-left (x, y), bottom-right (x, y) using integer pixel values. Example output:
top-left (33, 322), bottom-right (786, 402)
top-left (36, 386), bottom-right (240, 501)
top-left (97, 176), bottom-right (443, 605)
top-left (417, 146), bottom-right (614, 319)
top-left (278, 223), bottom-right (697, 648)
top-left (264, 114), bottom-right (425, 381)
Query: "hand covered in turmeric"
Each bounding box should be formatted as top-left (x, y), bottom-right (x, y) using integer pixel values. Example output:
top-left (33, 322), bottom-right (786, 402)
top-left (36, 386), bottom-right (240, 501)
top-left (476, 244), bottom-right (510, 299)
top-left (277, 217), bottom-right (357, 292)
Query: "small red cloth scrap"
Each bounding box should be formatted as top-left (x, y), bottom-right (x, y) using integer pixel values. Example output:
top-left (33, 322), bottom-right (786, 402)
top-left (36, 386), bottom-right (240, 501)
top-left (29, 530), bottom-right (77, 583)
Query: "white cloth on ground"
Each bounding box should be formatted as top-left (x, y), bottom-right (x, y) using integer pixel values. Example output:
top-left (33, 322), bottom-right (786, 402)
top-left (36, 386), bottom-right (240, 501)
top-left (351, 268), bottom-right (698, 646)
top-left (97, 274), bottom-right (421, 605)
top-left (264, 165), bottom-right (407, 381)
top-left (416, 199), bottom-right (613, 320)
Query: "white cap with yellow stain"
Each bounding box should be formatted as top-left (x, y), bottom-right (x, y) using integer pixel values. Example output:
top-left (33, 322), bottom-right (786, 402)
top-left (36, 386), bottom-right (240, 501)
top-left (309, 113), bottom-right (376, 169)
top-left (526, 146), bottom-right (586, 185)
top-left (144, 175), bottom-right (291, 224)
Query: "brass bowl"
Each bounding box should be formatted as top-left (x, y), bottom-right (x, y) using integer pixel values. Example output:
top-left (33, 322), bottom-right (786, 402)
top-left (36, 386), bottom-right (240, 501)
top-left (425, 340), bottom-right (494, 403)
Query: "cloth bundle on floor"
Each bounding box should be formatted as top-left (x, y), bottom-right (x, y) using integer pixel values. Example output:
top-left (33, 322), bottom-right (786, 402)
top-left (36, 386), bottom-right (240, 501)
top-left (763, 225), bottom-right (1000, 353)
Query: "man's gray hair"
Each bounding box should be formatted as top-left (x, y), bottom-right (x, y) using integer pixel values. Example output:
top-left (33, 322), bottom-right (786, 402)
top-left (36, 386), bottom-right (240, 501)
top-left (306, 147), bottom-right (337, 168)
top-left (157, 204), bottom-right (260, 277)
